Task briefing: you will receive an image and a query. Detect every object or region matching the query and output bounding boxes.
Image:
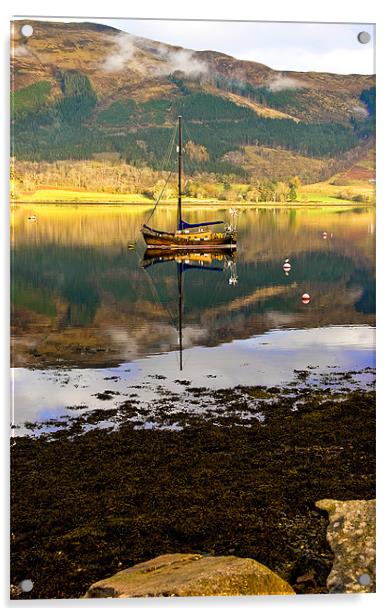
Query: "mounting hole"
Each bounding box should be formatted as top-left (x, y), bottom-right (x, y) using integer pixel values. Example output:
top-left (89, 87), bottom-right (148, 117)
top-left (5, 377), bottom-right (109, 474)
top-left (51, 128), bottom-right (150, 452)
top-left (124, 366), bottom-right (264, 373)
top-left (21, 24), bottom-right (34, 38)
top-left (19, 579), bottom-right (33, 592)
top-left (358, 31), bottom-right (371, 44)
top-left (358, 572), bottom-right (371, 586)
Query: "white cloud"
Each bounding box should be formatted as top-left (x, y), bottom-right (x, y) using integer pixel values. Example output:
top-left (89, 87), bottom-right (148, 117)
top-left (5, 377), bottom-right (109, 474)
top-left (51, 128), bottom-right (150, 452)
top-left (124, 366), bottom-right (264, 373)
top-left (152, 46), bottom-right (209, 76)
top-left (102, 33), bottom-right (137, 72)
top-left (12, 45), bottom-right (30, 57)
top-left (267, 75), bottom-right (305, 91)
top-left (101, 31), bottom-right (209, 76)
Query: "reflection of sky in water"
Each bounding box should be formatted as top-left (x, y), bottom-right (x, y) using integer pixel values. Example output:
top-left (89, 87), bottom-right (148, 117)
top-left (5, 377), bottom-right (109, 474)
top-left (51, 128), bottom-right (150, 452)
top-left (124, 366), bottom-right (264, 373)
top-left (12, 325), bottom-right (375, 432)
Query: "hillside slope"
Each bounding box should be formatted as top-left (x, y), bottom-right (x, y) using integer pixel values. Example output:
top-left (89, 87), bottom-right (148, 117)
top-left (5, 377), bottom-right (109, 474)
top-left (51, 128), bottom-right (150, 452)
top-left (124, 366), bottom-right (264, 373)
top-left (11, 19), bottom-right (375, 184)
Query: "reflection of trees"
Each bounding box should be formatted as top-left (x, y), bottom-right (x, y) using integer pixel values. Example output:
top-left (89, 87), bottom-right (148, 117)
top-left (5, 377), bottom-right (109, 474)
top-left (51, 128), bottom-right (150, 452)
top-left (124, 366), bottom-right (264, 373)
top-left (355, 288), bottom-right (375, 314)
top-left (348, 266), bottom-right (376, 315)
top-left (62, 277), bottom-right (100, 327)
top-left (12, 245), bottom-right (111, 328)
top-left (13, 243), bottom-right (375, 326)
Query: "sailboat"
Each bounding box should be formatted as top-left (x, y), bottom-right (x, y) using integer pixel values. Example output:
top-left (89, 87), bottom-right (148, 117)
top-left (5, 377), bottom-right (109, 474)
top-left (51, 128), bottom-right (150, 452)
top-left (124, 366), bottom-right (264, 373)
top-left (141, 116), bottom-right (237, 250)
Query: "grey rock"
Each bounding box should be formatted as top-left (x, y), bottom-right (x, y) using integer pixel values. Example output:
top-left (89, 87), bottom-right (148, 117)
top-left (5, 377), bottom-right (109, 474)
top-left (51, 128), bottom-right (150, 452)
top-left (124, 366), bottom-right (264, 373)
top-left (316, 498), bottom-right (375, 593)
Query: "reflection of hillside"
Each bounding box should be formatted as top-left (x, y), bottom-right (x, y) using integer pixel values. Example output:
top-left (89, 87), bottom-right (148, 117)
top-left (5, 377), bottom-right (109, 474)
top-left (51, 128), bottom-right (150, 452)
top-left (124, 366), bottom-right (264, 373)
top-left (203, 284), bottom-right (298, 316)
top-left (197, 284), bottom-right (374, 349)
top-left (11, 205), bottom-right (151, 247)
top-left (12, 277), bottom-right (373, 369)
top-left (11, 207), bottom-right (375, 369)
top-left (237, 208), bottom-right (375, 266)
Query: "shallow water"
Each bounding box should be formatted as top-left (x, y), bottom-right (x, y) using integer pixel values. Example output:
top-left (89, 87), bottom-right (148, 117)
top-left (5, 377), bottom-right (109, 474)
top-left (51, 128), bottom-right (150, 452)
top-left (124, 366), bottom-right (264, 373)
top-left (11, 204), bottom-right (375, 431)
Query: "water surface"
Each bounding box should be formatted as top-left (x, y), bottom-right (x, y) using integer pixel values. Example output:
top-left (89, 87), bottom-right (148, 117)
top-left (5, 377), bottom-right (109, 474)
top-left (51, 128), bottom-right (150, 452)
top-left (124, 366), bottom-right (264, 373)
top-left (11, 204), bottom-right (375, 430)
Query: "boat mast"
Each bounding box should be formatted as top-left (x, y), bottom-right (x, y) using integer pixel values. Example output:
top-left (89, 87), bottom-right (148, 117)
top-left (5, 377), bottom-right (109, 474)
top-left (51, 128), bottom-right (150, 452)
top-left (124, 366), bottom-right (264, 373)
top-left (177, 115), bottom-right (182, 230)
top-left (178, 262), bottom-right (183, 370)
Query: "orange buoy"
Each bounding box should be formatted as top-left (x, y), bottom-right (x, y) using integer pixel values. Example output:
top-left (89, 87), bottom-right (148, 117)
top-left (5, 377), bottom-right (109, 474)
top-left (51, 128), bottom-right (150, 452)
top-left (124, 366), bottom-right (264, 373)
top-left (301, 293), bottom-right (311, 305)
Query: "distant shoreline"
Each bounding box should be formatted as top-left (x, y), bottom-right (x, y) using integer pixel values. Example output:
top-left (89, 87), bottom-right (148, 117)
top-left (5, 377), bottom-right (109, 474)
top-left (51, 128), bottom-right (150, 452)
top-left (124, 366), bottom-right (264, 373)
top-left (11, 200), bottom-right (375, 208)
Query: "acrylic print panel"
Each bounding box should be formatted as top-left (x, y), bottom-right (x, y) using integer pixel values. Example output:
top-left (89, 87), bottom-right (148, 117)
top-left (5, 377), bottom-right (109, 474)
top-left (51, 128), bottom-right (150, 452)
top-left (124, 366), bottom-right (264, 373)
top-left (10, 17), bottom-right (375, 599)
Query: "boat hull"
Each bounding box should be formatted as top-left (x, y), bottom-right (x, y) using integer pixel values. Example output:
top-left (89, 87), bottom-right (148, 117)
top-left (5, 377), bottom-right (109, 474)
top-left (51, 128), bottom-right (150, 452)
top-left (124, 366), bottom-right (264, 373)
top-left (141, 225), bottom-right (237, 250)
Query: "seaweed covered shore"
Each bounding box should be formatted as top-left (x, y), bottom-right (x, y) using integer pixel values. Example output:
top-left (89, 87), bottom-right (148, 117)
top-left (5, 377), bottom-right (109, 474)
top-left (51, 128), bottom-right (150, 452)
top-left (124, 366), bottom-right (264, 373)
top-left (11, 381), bottom-right (375, 599)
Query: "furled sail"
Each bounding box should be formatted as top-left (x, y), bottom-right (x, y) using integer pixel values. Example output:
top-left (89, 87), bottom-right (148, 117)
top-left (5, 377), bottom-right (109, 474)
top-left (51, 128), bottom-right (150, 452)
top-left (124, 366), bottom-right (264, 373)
top-left (178, 219), bottom-right (224, 230)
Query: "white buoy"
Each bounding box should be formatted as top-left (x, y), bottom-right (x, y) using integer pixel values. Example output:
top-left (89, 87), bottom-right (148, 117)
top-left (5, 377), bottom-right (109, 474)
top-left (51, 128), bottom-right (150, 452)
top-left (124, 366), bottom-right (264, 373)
top-left (322, 231), bottom-right (328, 239)
top-left (301, 293), bottom-right (311, 305)
top-left (27, 215), bottom-right (37, 221)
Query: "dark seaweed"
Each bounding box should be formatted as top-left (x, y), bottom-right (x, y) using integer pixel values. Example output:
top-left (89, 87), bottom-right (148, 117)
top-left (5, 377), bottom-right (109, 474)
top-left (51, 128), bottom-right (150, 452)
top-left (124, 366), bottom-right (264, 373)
top-left (11, 387), bottom-right (375, 599)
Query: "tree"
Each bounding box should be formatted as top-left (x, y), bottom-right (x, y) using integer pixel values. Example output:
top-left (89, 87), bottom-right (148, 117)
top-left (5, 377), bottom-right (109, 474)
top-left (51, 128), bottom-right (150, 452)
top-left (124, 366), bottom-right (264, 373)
top-left (246, 188), bottom-right (260, 202)
top-left (185, 141), bottom-right (209, 162)
top-left (274, 182), bottom-right (290, 202)
top-left (153, 179), bottom-right (176, 200)
top-left (288, 176), bottom-right (301, 201)
top-left (288, 185), bottom-right (297, 201)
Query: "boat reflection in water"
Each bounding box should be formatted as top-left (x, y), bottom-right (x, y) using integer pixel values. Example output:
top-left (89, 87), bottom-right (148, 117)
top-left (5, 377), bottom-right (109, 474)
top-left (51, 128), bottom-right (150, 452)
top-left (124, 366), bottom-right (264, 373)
top-left (141, 248), bottom-right (237, 370)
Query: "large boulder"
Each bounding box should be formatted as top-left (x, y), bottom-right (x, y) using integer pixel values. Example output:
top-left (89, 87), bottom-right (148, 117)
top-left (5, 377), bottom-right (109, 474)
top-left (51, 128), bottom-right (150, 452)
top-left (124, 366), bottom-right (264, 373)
top-left (316, 499), bottom-right (376, 593)
top-left (84, 553), bottom-right (295, 598)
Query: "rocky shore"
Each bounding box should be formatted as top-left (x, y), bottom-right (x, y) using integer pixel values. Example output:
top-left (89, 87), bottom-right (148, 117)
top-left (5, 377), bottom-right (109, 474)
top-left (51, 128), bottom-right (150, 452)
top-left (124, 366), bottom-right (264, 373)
top-left (11, 382), bottom-right (375, 599)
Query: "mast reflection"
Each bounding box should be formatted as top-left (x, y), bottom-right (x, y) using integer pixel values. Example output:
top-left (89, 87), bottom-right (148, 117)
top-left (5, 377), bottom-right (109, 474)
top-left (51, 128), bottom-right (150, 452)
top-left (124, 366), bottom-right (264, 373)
top-left (141, 248), bottom-right (237, 369)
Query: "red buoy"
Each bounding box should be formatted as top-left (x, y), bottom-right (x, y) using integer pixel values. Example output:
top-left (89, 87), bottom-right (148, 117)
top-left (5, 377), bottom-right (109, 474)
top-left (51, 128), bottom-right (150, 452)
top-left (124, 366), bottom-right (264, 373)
top-left (301, 293), bottom-right (311, 305)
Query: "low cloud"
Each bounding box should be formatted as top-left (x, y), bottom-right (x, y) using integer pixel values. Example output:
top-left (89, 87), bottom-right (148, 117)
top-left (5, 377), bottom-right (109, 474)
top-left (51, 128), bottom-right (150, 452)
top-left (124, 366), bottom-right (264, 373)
top-left (267, 75), bottom-right (304, 91)
top-left (12, 45), bottom-right (31, 57)
top-left (351, 105), bottom-right (368, 118)
top-left (102, 33), bottom-right (136, 72)
top-left (102, 33), bottom-right (209, 77)
top-left (138, 39), bottom-right (209, 77)
top-left (154, 47), bottom-right (209, 76)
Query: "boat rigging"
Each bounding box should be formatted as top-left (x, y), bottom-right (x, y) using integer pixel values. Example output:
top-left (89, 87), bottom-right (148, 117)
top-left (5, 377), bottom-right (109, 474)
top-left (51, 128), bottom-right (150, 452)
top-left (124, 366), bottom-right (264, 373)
top-left (141, 115), bottom-right (238, 250)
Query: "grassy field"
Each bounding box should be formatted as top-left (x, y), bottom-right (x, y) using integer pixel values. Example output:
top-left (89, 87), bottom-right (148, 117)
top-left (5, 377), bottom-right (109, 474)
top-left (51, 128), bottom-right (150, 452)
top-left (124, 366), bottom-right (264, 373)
top-left (298, 149), bottom-right (375, 203)
top-left (299, 179), bottom-right (375, 204)
top-left (12, 188), bottom-right (154, 205)
top-left (12, 188), bottom-right (375, 206)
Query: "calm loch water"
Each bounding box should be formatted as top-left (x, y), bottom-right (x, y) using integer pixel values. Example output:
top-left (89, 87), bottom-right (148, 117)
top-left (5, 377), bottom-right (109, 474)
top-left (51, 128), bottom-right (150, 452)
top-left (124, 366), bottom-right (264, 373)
top-left (11, 204), bottom-right (375, 431)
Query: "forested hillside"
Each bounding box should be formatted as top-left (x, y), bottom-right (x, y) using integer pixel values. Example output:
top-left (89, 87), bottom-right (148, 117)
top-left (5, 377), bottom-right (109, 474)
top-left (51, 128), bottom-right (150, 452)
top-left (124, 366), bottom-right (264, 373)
top-left (11, 20), bottom-right (375, 187)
